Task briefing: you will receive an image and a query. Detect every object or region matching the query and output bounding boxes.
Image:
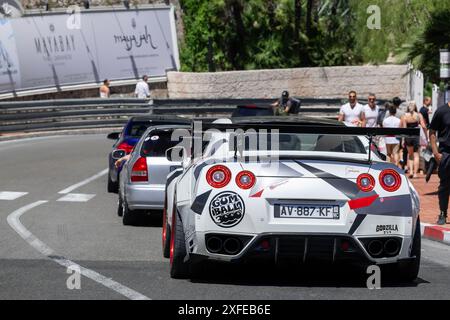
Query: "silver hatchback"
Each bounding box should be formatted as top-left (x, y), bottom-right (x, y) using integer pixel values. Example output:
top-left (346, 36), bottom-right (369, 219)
top-left (118, 124), bottom-right (189, 225)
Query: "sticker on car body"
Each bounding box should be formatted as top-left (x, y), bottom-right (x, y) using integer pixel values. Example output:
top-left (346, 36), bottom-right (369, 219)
top-left (209, 191), bottom-right (245, 228)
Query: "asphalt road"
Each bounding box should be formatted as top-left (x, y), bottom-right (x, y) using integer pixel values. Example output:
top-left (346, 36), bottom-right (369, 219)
top-left (1, 134), bottom-right (450, 300)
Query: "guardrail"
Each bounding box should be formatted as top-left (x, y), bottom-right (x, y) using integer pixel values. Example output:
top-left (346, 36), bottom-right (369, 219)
top-left (0, 97), bottom-right (355, 134)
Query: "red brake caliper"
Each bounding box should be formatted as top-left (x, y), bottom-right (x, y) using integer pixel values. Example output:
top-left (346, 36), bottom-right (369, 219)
top-left (169, 208), bottom-right (176, 265)
top-left (162, 206), bottom-right (166, 248)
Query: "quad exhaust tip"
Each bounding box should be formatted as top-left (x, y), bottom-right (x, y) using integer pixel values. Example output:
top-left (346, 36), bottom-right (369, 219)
top-left (384, 238), bottom-right (400, 256)
top-left (367, 240), bottom-right (384, 257)
top-left (223, 238), bottom-right (241, 255)
top-left (206, 236), bottom-right (223, 253)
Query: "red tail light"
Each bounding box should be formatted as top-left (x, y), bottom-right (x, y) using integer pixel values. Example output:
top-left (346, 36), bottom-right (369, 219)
top-left (117, 142), bottom-right (134, 154)
top-left (131, 157), bottom-right (148, 182)
top-left (379, 169), bottom-right (401, 192)
top-left (206, 165), bottom-right (231, 188)
top-left (356, 173), bottom-right (375, 192)
top-left (236, 171), bottom-right (256, 189)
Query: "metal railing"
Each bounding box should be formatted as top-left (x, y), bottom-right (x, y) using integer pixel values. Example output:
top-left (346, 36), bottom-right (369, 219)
top-left (0, 97), bottom-right (345, 134)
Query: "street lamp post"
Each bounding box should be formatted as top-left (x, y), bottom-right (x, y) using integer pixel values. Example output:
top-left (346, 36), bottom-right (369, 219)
top-left (440, 49), bottom-right (450, 103)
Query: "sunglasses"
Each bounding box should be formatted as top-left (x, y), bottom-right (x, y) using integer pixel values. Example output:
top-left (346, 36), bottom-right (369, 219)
top-left (349, 95), bottom-right (356, 98)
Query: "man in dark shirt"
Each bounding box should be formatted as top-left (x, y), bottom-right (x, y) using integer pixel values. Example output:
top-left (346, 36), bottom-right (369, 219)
top-left (420, 96), bottom-right (432, 128)
top-left (430, 101), bottom-right (450, 225)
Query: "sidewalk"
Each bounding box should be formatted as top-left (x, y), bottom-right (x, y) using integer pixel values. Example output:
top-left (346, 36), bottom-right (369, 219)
top-left (410, 174), bottom-right (450, 245)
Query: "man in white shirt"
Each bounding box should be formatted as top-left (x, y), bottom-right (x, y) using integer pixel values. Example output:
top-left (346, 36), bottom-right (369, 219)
top-left (338, 90), bottom-right (365, 127)
top-left (362, 93), bottom-right (379, 127)
top-left (134, 75), bottom-right (150, 98)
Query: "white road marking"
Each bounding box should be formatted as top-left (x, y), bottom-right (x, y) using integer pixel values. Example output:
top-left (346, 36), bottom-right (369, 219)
top-left (0, 191), bottom-right (28, 200)
top-left (7, 201), bottom-right (151, 300)
top-left (57, 193), bottom-right (96, 202)
top-left (58, 169), bottom-right (108, 194)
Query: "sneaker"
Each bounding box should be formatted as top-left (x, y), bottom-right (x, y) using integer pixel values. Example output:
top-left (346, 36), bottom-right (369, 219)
top-left (437, 213), bottom-right (447, 225)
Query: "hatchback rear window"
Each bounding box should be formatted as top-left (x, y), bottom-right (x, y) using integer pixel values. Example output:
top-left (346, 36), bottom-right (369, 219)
top-left (141, 131), bottom-right (183, 157)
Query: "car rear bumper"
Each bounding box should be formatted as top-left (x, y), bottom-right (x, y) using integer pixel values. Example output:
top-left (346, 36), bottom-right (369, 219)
top-left (125, 183), bottom-right (165, 210)
top-left (190, 232), bottom-right (413, 266)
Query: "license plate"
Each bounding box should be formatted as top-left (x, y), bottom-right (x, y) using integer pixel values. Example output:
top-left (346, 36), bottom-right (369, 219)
top-left (274, 204), bottom-right (340, 219)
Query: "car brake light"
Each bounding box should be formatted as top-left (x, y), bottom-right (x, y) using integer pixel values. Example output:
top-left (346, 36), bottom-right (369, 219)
top-left (131, 157), bottom-right (148, 182)
top-left (236, 171), bottom-right (256, 189)
top-left (117, 142), bottom-right (134, 154)
top-left (206, 165), bottom-right (231, 188)
top-left (356, 173), bottom-right (375, 192)
top-left (379, 169), bottom-right (401, 192)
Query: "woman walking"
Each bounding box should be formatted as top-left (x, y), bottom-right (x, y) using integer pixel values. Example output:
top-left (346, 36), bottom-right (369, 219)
top-left (382, 103), bottom-right (401, 166)
top-left (401, 101), bottom-right (428, 178)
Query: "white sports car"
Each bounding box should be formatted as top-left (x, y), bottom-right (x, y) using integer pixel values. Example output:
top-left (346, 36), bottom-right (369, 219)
top-left (162, 117), bottom-right (421, 281)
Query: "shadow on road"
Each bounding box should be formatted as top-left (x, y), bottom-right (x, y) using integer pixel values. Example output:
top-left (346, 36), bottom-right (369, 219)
top-left (189, 261), bottom-right (428, 289)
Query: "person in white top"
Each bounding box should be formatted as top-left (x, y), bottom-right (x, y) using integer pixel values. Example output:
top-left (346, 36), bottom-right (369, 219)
top-left (382, 103), bottom-right (401, 166)
top-left (338, 90), bottom-right (365, 127)
top-left (362, 93), bottom-right (379, 128)
top-left (99, 79), bottom-right (110, 98)
top-left (134, 75), bottom-right (150, 98)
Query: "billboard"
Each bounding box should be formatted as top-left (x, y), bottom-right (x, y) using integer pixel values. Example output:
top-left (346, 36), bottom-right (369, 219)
top-left (0, 7), bottom-right (178, 94)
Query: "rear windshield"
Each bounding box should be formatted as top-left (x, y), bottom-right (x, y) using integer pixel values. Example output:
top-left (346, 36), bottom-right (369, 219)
top-left (125, 121), bottom-right (187, 137)
top-left (141, 131), bottom-right (183, 157)
top-left (231, 106), bottom-right (273, 117)
top-left (240, 133), bottom-right (366, 154)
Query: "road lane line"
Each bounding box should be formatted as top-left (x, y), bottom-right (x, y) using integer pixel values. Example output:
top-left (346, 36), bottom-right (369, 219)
top-left (58, 169), bottom-right (108, 194)
top-left (0, 191), bottom-right (28, 200)
top-left (57, 193), bottom-right (96, 202)
top-left (7, 201), bottom-right (151, 300)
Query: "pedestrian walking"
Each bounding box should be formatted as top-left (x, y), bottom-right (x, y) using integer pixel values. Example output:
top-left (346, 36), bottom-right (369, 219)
top-left (382, 103), bottom-right (401, 166)
top-left (429, 100), bottom-right (450, 225)
top-left (338, 91), bottom-right (364, 127)
top-left (99, 79), bottom-right (110, 98)
top-left (362, 93), bottom-right (379, 128)
top-left (135, 75), bottom-right (150, 99)
top-left (420, 96), bottom-right (432, 128)
top-left (401, 101), bottom-right (428, 179)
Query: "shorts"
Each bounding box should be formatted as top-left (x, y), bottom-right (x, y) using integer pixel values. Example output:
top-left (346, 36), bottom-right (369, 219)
top-left (405, 137), bottom-right (420, 152)
top-left (386, 143), bottom-right (399, 154)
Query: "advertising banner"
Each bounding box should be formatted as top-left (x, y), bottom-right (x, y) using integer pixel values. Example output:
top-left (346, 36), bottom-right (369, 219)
top-left (0, 7), bottom-right (178, 94)
top-left (0, 18), bottom-right (21, 93)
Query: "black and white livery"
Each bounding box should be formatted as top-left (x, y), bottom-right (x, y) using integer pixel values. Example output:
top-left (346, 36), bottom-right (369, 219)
top-left (162, 117), bottom-right (421, 281)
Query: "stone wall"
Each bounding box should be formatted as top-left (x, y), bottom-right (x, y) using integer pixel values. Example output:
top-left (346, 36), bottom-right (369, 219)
top-left (167, 65), bottom-right (411, 100)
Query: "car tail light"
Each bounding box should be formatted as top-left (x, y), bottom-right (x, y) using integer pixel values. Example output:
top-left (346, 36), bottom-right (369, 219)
top-left (236, 171), bottom-right (256, 189)
top-left (379, 169), bottom-right (401, 192)
top-left (206, 165), bottom-right (231, 188)
top-left (117, 142), bottom-right (134, 154)
top-left (356, 173), bottom-right (375, 192)
top-left (131, 157), bottom-right (148, 182)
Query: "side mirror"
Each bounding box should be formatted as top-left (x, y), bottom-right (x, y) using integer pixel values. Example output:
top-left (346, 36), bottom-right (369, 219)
top-left (112, 149), bottom-right (126, 160)
top-left (166, 146), bottom-right (185, 162)
top-left (107, 132), bottom-right (120, 140)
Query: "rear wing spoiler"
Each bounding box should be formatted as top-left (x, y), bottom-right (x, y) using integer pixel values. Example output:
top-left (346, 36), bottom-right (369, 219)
top-left (193, 123), bottom-right (420, 137)
top-left (190, 122), bottom-right (419, 163)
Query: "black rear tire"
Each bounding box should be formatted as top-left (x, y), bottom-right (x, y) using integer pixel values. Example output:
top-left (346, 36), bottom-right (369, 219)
top-left (170, 206), bottom-right (190, 279)
top-left (117, 195), bottom-right (123, 217)
top-left (162, 194), bottom-right (171, 258)
top-left (122, 199), bottom-right (137, 226)
top-left (107, 174), bottom-right (118, 193)
top-left (394, 217), bottom-right (421, 282)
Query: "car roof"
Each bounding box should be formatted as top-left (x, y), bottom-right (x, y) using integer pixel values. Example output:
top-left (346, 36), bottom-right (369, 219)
top-left (128, 115), bottom-right (191, 123)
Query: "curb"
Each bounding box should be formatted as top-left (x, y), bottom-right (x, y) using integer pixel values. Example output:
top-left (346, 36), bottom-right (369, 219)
top-left (421, 222), bottom-right (450, 246)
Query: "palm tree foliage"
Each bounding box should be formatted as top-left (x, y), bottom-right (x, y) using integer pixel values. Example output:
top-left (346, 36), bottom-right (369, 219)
top-left (179, 0), bottom-right (450, 83)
